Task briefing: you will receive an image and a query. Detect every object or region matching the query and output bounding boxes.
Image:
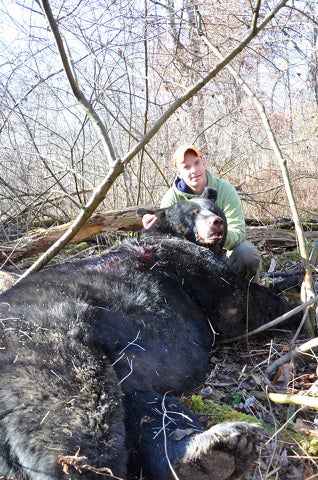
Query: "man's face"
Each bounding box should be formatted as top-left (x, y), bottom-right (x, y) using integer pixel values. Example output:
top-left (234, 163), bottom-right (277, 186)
top-left (175, 150), bottom-right (207, 194)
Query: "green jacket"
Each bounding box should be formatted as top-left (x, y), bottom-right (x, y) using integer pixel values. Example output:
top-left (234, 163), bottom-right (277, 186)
top-left (160, 169), bottom-right (246, 251)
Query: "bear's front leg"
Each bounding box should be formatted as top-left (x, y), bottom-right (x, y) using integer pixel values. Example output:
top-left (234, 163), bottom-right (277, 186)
top-left (125, 392), bottom-right (263, 480)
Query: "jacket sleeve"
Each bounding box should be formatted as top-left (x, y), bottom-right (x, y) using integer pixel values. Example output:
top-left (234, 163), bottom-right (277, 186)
top-left (218, 182), bottom-right (246, 251)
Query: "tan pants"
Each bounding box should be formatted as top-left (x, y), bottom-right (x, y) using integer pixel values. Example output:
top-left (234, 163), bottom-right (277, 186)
top-left (223, 241), bottom-right (262, 283)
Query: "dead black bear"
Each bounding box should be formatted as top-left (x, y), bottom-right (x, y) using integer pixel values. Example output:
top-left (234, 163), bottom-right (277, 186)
top-left (0, 189), bottom-right (299, 480)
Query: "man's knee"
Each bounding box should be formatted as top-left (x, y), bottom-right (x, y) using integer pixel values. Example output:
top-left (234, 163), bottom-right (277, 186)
top-left (225, 241), bottom-right (262, 283)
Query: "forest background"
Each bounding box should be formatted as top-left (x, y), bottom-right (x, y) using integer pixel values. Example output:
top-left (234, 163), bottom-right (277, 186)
top-left (0, 0), bottom-right (317, 272)
top-left (1, 2), bottom-right (318, 477)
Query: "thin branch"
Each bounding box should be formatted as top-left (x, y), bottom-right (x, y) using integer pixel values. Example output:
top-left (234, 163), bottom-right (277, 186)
top-left (219, 295), bottom-right (318, 344)
top-left (16, 0), bottom-right (289, 281)
top-left (39, 0), bottom-right (116, 162)
top-left (195, 10), bottom-right (316, 335)
top-left (266, 335), bottom-right (318, 378)
top-left (251, 0), bottom-right (262, 33)
top-left (266, 392), bottom-right (318, 409)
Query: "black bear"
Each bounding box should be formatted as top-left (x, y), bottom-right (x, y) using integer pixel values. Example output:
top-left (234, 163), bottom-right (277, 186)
top-left (0, 189), bottom-right (299, 480)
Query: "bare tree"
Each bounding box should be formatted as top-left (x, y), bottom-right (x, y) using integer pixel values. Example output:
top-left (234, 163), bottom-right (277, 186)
top-left (0, 0), bottom-right (317, 275)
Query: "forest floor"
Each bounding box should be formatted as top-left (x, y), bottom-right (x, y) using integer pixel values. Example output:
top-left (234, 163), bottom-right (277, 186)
top-left (187, 332), bottom-right (318, 480)
top-left (183, 246), bottom-right (318, 480)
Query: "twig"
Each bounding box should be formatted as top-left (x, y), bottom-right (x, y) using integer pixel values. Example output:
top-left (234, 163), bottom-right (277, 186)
top-left (266, 393), bottom-right (318, 409)
top-left (266, 335), bottom-right (318, 378)
top-left (117, 357), bottom-right (133, 385)
top-left (291, 306), bottom-right (310, 343)
top-left (219, 294), bottom-right (318, 344)
top-left (161, 393), bottom-right (181, 480)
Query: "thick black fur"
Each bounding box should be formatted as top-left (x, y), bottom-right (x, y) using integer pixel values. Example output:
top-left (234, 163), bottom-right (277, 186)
top-left (0, 189), bottom-right (300, 479)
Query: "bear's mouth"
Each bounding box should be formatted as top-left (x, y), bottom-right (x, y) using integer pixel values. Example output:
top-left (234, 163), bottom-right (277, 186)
top-left (194, 214), bottom-right (225, 245)
top-left (195, 232), bottom-right (223, 244)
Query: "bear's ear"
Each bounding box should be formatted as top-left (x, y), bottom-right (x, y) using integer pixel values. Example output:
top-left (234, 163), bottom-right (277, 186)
top-left (202, 188), bottom-right (217, 202)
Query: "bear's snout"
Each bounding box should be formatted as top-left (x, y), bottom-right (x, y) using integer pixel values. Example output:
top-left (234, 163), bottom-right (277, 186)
top-left (195, 213), bottom-right (225, 245)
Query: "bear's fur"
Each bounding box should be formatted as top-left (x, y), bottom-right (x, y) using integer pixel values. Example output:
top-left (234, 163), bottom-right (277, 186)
top-left (0, 189), bottom-right (300, 479)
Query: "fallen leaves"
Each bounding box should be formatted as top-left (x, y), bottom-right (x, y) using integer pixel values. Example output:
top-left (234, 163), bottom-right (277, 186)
top-left (58, 447), bottom-right (122, 478)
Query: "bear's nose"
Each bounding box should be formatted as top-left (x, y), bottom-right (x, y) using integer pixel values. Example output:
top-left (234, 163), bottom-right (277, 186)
top-left (211, 217), bottom-right (224, 228)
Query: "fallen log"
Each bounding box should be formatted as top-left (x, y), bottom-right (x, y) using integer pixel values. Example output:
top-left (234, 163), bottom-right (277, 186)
top-left (245, 227), bottom-right (298, 250)
top-left (0, 206), bottom-right (317, 264)
top-left (0, 206), bottom-right (144, 264)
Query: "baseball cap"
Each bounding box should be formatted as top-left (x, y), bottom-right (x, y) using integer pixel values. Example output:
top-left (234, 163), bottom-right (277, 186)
top-left (172, 145), bottom-right (202, 167)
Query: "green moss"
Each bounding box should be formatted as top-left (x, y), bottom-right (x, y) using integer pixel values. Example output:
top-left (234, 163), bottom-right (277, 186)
top-left (63, 242), bottom-right (88, 254)
top-left (188, 395), bottom-right (318, 457)
top-left (262, 248), bottom-right (301, 271)
top-left (188, 395), bottom-right (262, 425)
top-left (304, 438), bottom-right (318, 456)
top-left (284, 430), bottom-right (318, 456)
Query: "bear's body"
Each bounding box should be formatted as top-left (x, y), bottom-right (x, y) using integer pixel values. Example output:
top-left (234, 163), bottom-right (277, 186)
top-left (0, 189), bottom-right (299, 479)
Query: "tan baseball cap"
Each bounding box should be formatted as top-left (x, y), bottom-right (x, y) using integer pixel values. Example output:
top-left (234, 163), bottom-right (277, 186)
top-left (172, 145), bottom-right (202, 167)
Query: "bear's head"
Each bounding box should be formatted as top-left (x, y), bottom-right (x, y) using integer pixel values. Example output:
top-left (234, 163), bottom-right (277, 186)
top-left (137, 188), bottom-right (227, 255)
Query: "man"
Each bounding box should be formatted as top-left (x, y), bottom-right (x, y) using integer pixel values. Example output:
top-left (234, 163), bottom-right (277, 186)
top-left (144, 144), bottom-right (261, 282)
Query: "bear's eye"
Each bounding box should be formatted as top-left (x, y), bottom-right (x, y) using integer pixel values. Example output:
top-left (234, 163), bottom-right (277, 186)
top-left (191, 207), bottom-right (200, 216)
